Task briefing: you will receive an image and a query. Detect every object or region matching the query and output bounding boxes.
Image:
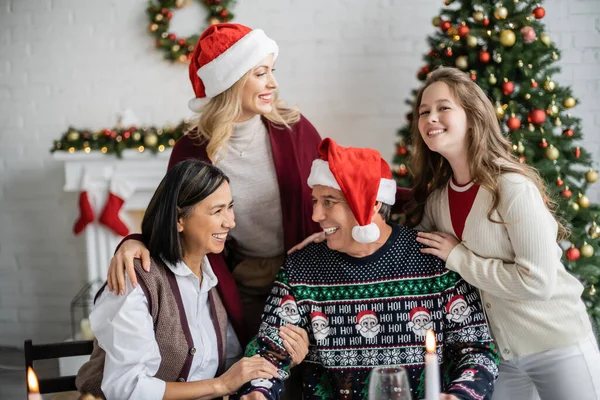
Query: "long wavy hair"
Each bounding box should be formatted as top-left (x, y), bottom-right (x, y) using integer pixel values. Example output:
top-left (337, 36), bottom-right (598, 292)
top-left (407, 67), bottom-right (567, 240)
top-left (187, 70), bottom-right (300, 162)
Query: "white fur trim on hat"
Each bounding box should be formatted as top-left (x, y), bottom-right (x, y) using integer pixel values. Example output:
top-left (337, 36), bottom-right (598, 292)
top-left (188, 97), bottom-right (211, 113)
top-left (197, 29), bottom-right (278, 98)
top-left (411, 310), bottom-right (430, 320)
top-left (307, 159), bottom-right (396, 205)
top-left (352, 223), bottom-right (380, 243)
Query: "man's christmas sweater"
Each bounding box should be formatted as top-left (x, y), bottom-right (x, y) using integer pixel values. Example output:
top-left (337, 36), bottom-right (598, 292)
top-left (236, 224), bottom-right (499, 399)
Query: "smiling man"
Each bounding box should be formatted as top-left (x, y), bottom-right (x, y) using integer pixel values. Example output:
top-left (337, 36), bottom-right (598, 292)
top-left (236, 138), bottom-right (499, 400)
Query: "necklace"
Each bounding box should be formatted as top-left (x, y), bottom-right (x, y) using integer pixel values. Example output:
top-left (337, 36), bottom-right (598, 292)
top-left (228, 128), bottom-right (257, 157)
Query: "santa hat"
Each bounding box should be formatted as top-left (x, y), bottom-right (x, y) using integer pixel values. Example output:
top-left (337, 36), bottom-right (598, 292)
top-left (188, 23), bottom-right (279, 112)
top-left (409, 307), bottom-right (431, 321)
top-left (462, 368), bottom-right (477, 376)
top-left (446, 295), bottom-right (468, 313)
top-left (357, 310), bottom-right (377, 323)
top-left (280, 295), bottom-right (296, 308)
top-left (307, 138), bottom-right (397, 243)
top-left (310, 312), bottom-right (327, 323)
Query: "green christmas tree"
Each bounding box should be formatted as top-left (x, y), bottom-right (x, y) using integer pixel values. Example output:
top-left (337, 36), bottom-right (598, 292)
top-left (392, 0), bottom-right (599, 337)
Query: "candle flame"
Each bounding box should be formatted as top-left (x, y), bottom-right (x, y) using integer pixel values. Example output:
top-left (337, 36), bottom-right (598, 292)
top-left (27, 367), bottom-right (40, 393)
top-left (425, 329), bottom-right (436, 353)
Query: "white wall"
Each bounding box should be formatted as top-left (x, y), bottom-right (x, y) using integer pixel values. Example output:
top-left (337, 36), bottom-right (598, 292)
top-left (0, 0), bottom-right (599, 347)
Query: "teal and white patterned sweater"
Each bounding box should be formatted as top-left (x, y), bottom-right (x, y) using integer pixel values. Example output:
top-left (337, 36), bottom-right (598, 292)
top-left (237, 224), bottom-right (498, 400)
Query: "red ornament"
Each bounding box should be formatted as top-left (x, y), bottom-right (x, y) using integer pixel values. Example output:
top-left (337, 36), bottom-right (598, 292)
top-left (519, 155), bottom-right (526, 163)
top-left (397, 165), bottom-right (408, 176)
top-left (483, 18), bottom-right (490, 26)
top-left (506, 116), bottom-right (521, 131)
top-left (168, 33), bottom-right (176, 41)
top-left (574, 147), bottom-right (581, 158)
top-left (458, 25), bottom-right (470, 37)
top-left (562, 188), bottom-right (573, 198)
top-left (539, 139), bottom-right (548, 148)
top-left (531, 80), bottom-right (538, 88)
top-left (397, 146), bottom-right (408, 156)
top-left (565, 246), bottom-right (580, 262)
top-left (440, 21), bottom-right (451, 32)
top-left (418, 65), bottom-right (430, 80)
top-left (470, 73), bottom-right (477, 81)
top-left (220, 9), bottom-right (229, 17)
top-left (446, 48), bottom-right (453, 56)
top-left (563, 129), bottom-right (574, 137)
top-left (528, 109), bottom-right (546, 125)
top-left (556, 177), bottom-right (564, 186)
top-left (166, 11), bottom-right (173, 19)
top-left (532, 7), bottom-right (545, 19)
top-left (161, 8), bottom-right (168, 14)
top-left (502, 81), bottom-right (514, 96)
top-left (124, 131), bottom-right (131, 139)
top-left (479, 51), bottom-right (490, 63)
top-left (178, 38), bottom-right (187, 46)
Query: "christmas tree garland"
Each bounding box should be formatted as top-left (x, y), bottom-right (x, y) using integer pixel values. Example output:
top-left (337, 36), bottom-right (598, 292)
top-left (148, 0), bottom-right (236, 62)
top-left (50, 121), bottom-right (190, 158)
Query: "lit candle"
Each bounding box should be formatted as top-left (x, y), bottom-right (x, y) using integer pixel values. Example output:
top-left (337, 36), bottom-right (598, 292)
top-left (425, 329), bottom-right (440, 400)
top-left (27, 367), bottom-right (43, 400)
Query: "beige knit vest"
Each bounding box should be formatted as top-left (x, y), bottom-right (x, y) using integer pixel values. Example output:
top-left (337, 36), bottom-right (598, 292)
top-left (76, 258), bottom-right (229, 398)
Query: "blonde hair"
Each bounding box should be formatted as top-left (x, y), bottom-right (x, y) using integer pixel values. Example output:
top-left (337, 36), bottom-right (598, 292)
top-left (187, 70), bottom-right (300, 162)
top-left (407, 67), bottom-right (568, 240)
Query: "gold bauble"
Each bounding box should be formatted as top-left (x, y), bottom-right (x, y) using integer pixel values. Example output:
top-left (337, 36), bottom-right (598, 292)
top-left (544, 80), bottom-right (556, 91)
top-left (528, 123), bottom-right (535, 132)
top-left (489, 74), bottom-right (497, 85)
top-left (517, 141), bottom-right (525, 154)
top-left (540, 33), bottom-right (551, 46)
top-left (495, 104), bottom-right (505, 119)
top-left (518, 59), bottom-right (524, 67)
top-left (178, 54), bottom-right (188, 63)
top-left (545, 145), bottom-right (559, 161)
top-left (149, 24), bottom-right (159, 32)
top-left (144, 133), bottom-right (158, 147)
top-left (554, 117), bottom-right (562, 127)
top-left (549, 104), bottom-right (559, 116)
top-left (467, 35), bottom-right (478, 47)
top-left (448, 27), bottom-right (458, 37)
top-left (552, 52), bottom-right (559, 60)
top-left (455, 56), bottom-right (468, 70)
top-left (500, 30), bottom-right (516, 47)
top-left (132, 132), bottom-right (142, 141)
top-left (494, 6), bottom-right (508, 19)
top-left (590, 285), bottom-right (597, 296)
top-left (209, 17), bottom-right (220, 25)
top-left (563, 97), bottom-right (576, 108)
top-left (571, 201), bottom-right (580, 212)
top-left (171, 44), bottom-right (180, 52)
top-left (588, 221), bottom-right (600, 239)
top-left (473, 11), bottom-right (485, 22)
top-left (67, 130), bottom-right (80, 142)
top-left (586, 170), bottom-right (598, 183)
top-left (154, 14), bottom-right (164, 22)
top-left (524, 93), bottom-right (531, 100)
top-left (432, 16), bottom-right (442, 27)
top-left (578, 194), bottom-right (591, 208)
top-left (580, 242), bottom-right (594, 258)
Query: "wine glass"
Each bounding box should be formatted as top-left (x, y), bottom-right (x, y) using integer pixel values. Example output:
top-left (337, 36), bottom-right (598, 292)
top-left (368, 366), bottom-right (413, 400)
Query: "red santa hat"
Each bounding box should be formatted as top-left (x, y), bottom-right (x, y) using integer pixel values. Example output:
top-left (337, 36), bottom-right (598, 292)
top-left (409, 307), bottom-right (431, 321)
top-left (357, 310), bottom-right (377, 323)
top-left (310, 312), bottom-right (327, 323)
top-left (446, 295), bottom-right (468, 313)
top-left (280, 295), bottom-right (296, 308)
top-left (307, 138), bottom-right (397, 243)
top-left (188, 23), bottom-right (279, 112)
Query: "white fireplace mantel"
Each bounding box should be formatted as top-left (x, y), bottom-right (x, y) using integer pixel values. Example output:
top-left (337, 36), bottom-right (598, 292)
top-left (54, 149), bottom-right (172, 283)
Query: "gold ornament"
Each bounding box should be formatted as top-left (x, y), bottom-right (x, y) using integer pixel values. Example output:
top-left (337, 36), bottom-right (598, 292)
top-left (571, 201), bottom-right (580, 212)
top-left (544, 80), bottom-right (556, 91)
top-left (494, 6), bottom-right (508, 19)
top-left (552, 52), bottom-right (559, 60)
top-left (540, 33), bottom-right (551, 46)
top-left (518, 59), bottom-right (524, 67)
top-left (178, 54), bottom-right (188, 63)
top-left (448, 27), bottom-right (458, 37)
top-left (495, 103), bottom-right (505, 119)
top-left (528, 123), bottom-right (535, 132)
top-left (455, 56), bottom-right (468, 70)
top-left (132, 132), bottom-right (142, 141)
top-left (432, 16), bottom-right (441, 27)
top-left (578, 193), bottom-right (591, 208)
top-left (171, 44), bottom-right (180, 52)
top-left (563, 97), bottom-right (576, 108)
top-left (500, 30), bottom-right (516, 47)
top-left (545, 145), bottom-right (559, 161)
top-left (149, 24), bottom-right (159, 32)
top-left (493, 52), bottom-right (502, 63)
top-left (586, 169), bottom-right (598, 183)
top-left (67, 130), bottom-right (80, 142)
top-left (524, 93), bottom-right (531, 100)
top-left (473, 11), bottom-right (485, 22)
top-left (580, 242), bottom-right (594, 258)
top-left (209, 17), bottom-right (220, 25)
top-left (590, 285), bottom-right (597, 296)
top-left (549, 104), bottom-right (559, 116)
top-left (517, 141), bottom-right (525, 154)
top-left (554, 117), bottom-right (562, 127)
top-left (154, 14), bottom-right (164, 22)
top-left (588, 221), bottom-right (600, 239)
top-left (144, 133), bottom-right (158, 147)
top-left (467, 35), bottom-right (478, 47)
top-left (489, 74), bottom-right (497, 85)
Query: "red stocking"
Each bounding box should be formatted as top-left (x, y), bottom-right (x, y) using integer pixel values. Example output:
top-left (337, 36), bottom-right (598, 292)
top-left (99, 178), bottom-right (133, 236)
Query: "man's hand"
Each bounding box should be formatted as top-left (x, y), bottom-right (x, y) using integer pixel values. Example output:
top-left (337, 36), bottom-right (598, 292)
top-left (107, 239), bottom-right (150, 295)
top-left (287, 232), bottom-right (326, 254)
top-left (240, 392), bottom-right (267, 400)
top-left (280, 324), bottom-right (309, 367)
top-left (416, 231), bottom-right (460, 261)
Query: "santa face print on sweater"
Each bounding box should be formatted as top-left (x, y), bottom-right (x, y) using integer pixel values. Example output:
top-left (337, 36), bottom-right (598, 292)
top-left (445, 295), bottom-right (472, 324)
top-left (276, 296), bottom-right (301, 324)
top-left (355, 310), bottom-right (381, 339)
top-left (310, 312), bottom-right (331, 341)
top-left (407, 307), bottom-right (433, 339)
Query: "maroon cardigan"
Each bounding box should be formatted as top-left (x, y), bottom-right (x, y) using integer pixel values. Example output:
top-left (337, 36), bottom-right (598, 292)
top-left (121, 116), bottom-right (412, 345)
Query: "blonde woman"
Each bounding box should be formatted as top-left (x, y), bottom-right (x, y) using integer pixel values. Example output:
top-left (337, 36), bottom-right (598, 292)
top-left (411, 67), bottom-right (600, 400)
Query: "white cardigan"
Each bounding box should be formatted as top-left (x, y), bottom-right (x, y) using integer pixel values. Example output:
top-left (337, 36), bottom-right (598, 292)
top-left (419, 173), bottom-right (592, 360)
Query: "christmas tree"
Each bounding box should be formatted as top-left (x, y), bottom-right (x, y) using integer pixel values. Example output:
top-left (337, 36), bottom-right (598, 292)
top-left (393, 0), bottom-right (599, 337)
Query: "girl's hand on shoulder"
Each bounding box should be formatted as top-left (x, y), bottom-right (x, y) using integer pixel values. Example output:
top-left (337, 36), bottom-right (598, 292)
top-left (287, 232), bottom-right (326, 254)
top-left (280, 324), bottom-right (309, 367)
top-left (416, 231), bottom-right (460, 262)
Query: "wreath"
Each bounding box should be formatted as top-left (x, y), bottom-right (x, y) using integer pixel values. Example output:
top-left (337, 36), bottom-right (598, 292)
top-left (147, 0), bottom-right (236, 62)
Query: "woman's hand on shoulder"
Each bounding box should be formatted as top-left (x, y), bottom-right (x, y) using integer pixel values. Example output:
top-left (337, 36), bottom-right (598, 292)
top-left (416, 231), bottom-right (459, 262)
top-left (287, 232), bottom-right (326, 255)
top-left (280, 324), bottom-right (309, 367)
top-left (107, 239), bottom-right (151, 295)
top-left (216, 355), bottom-right (279, 395)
